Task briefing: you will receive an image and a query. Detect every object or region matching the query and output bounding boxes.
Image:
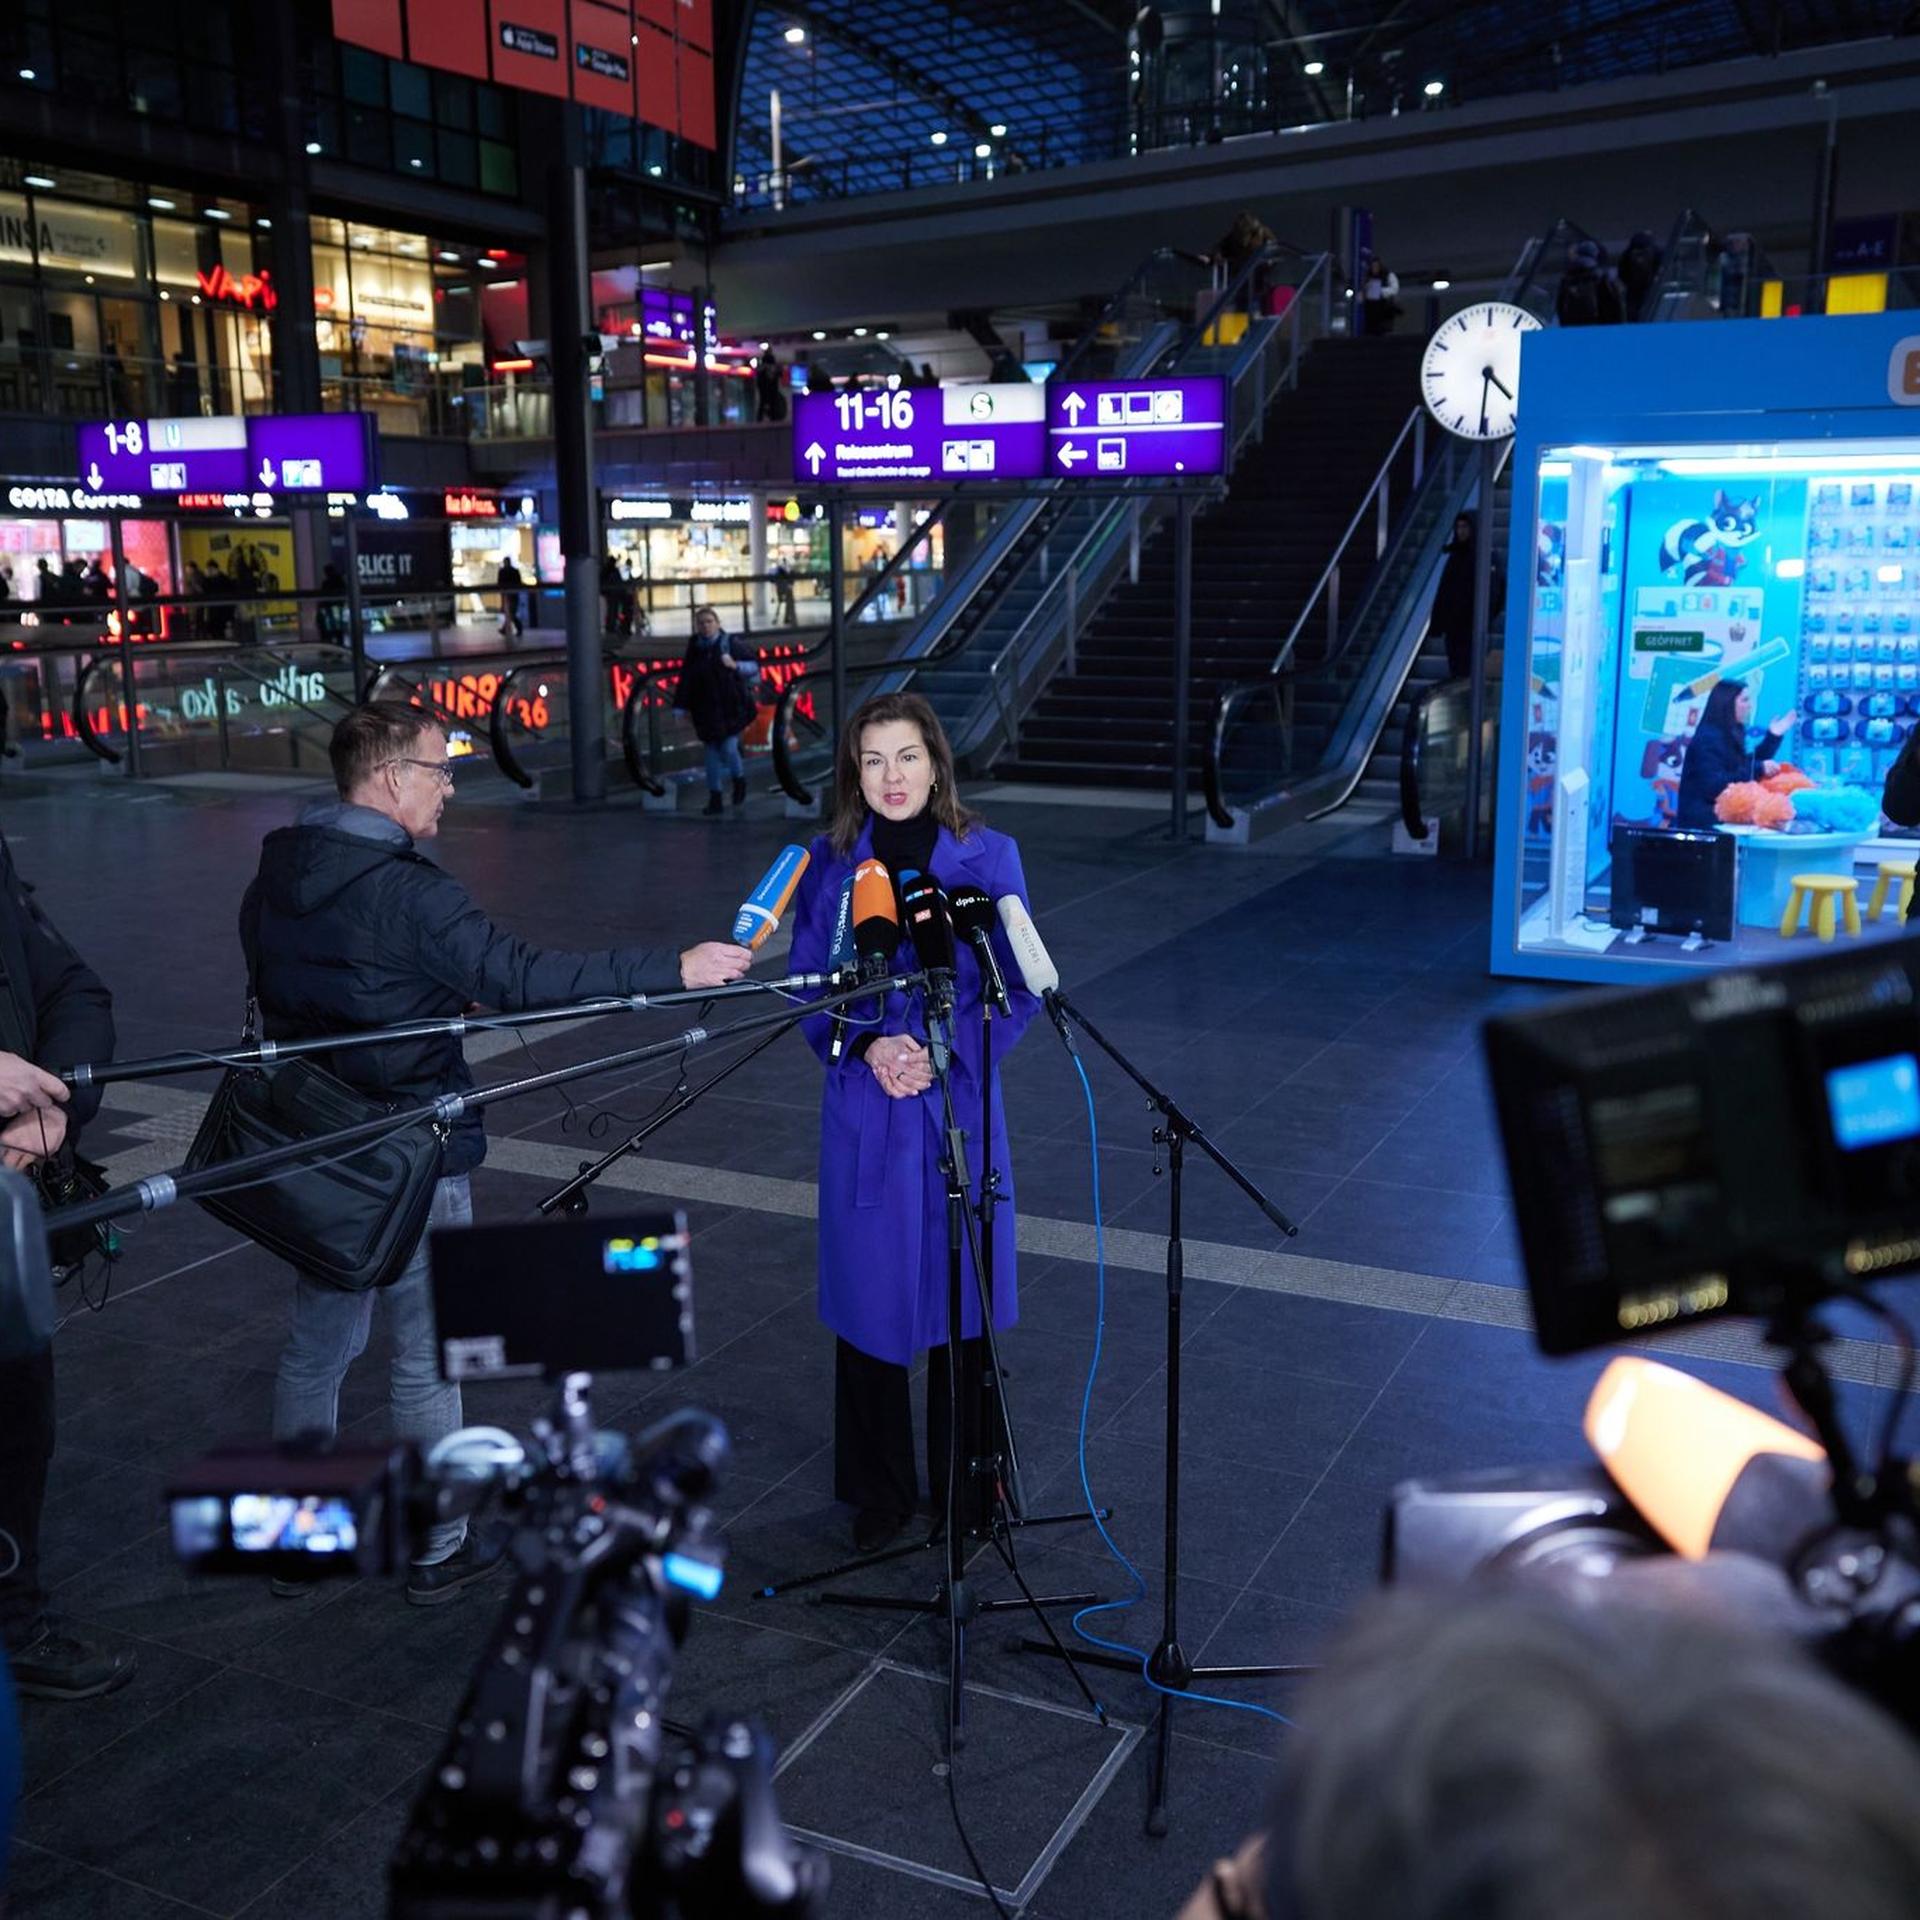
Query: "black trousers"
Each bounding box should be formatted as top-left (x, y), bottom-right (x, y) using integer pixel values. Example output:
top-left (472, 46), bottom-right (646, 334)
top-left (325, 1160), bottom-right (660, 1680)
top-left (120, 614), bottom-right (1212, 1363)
top-left (0, 1346), bottom-right (55, 1649)
top-left (835, 1337), bottom-right (1004, 1533)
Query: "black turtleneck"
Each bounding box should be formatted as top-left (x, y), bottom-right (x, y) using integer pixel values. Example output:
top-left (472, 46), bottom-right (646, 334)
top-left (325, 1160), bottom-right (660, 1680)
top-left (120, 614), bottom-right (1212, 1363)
top-left (868, 805), bottom-right (938, 877)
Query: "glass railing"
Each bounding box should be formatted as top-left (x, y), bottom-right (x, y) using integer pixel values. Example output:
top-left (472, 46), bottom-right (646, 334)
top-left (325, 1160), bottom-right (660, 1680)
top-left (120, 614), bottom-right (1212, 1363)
top-left (0, 348), bottom-right (273, 423)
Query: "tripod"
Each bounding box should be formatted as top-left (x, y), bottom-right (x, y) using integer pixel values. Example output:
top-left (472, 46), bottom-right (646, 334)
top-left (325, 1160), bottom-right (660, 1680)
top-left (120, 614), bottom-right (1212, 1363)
top-left (758, 974), bottom-right (1110, 1752)
top-left (1022, 992), bottom-right (1306, 1834)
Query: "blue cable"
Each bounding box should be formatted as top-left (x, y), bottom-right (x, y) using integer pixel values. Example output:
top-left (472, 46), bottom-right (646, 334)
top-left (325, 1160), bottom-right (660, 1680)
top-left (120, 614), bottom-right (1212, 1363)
top-left (1066, 1049), bottom-right (1294, 1728)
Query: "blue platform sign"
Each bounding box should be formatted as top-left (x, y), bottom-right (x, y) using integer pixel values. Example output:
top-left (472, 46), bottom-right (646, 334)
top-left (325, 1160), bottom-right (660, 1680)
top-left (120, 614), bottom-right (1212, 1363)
top-left (76, 412), bottom-right (379, 497)
top-left (1046, 378), bottom-right (1228, 477)
top-left (76, 416), bottom-right (250, 494)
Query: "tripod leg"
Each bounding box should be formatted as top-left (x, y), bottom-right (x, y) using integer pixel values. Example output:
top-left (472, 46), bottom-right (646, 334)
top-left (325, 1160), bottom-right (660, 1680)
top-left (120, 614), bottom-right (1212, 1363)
top-left (990, 1531), bottom-right (1108, 1725)
top-left (1145, 1690), bottom-right (1173, 1836)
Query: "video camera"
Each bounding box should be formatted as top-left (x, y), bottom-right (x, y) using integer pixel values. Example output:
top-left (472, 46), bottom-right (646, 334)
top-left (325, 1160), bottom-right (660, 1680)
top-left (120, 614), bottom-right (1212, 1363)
top-left (157, 1209), bottom-right (826, 1919)
top-left (1484, 933), bottom-right (1920, 1356)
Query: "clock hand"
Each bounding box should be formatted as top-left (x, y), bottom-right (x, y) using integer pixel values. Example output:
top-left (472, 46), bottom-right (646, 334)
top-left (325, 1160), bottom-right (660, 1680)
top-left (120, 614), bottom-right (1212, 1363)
top-left (1486, 369), bottom-right (1515, 403)
top-left (1478, 368), bottom-right (1491, 437)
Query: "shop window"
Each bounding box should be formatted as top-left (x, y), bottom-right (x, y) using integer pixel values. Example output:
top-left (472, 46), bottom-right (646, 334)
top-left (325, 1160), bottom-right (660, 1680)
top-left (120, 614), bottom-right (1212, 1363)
top-left (475, 85), bottom-right (508, 139)
top-left (185, 64), bottom-right (241, 136)
top-left (393, 119), bottom-right (435, 178)
top-left (347, 105), bottom-right (393, 171)
top-left (479, 141), bottom-right (518, 197)
top-left (389, 60), bottom-right (433, 122)
top-left (435, 71), bottom-right (473, 130)
top-left (436, 130), bottom-right (478, 190)
top-left (126, 51), bottom-right (184, 120)
top-left (342, 44), bottom-right (388, 108)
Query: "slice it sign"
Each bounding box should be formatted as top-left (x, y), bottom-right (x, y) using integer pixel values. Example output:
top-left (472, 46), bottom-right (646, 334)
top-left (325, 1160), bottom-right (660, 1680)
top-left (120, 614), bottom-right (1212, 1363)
top-left (1890, 337), bottom-right (1920, 405)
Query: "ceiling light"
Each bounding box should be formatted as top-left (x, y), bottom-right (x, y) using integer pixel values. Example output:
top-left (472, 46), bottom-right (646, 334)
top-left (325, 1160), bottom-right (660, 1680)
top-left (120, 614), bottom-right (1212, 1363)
top-left (974, 142), bottom-right (991, 158)
top-left (930, 130), bottom-right (948, 146)
top-left (1424, 78), bottom-right (1445, 95)
top-left (989, 122), bottom-right (1006, 136)
top-left (1432, 277), bottom-right (1451, 290)
top-left (783, 24), bottom-right (805, 43)
top-left (1303, 60), bottom-right (1325, 76)
top-left (148, 196), bottom-right (176, 210)
top-left (18, 69), bottom-right (36, 82)
top-left (84, 274), bottom-right (94, 285)
top-left (647, 164), bottom-right (662, 176)
top-left (853, 325), bottom-right (867, 336)
top-left (256, 215), bottom-right (272, 227)
top-left (438, 249), bottom-right (461, 261)
top-left (205, 207), bottom-right (231, 220)
top-left (638, 259), bottom-right (672, 270)
top-left (23, 174), bottom-right (54, 189)
top-left (190, 293), bottom-right (202, 304)
top-left (159, 290), bottom-right (171, 301)
top-left (409, 157), bottom-right (424, 168)
top-left (305, 140), bottom-right (322, 155)
top-left (876, 330), bottom-right (890, 339)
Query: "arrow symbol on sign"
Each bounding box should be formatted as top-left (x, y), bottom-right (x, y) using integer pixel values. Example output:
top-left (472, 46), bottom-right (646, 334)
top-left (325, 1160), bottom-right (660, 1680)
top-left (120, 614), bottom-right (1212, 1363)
top-left (1062, 392), bottom-right (1086, 423)
top-left (804, 441), bottom-right (825, 475)
top-left (259, 459), bottom-right (277, 488)
top-left (1058, 443), bottom-right (1087, 468)
top-left (86, 463), bottom-right (104, 490)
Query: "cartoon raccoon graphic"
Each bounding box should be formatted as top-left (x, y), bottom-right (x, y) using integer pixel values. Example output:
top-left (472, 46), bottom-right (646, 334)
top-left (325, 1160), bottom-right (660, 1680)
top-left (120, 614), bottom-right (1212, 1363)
top-left (1659, 490), bottom-right (1761, 585)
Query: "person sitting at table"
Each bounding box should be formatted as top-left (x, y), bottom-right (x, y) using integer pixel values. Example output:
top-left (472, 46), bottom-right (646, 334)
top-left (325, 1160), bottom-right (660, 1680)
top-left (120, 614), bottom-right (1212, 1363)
top-left (1675, 681), bottom-right (1796, 829)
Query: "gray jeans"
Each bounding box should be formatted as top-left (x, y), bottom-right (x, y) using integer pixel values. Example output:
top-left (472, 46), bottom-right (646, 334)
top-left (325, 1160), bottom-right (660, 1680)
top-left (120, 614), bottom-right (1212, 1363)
top-left (272, 1173), bottom-right (470, 1563)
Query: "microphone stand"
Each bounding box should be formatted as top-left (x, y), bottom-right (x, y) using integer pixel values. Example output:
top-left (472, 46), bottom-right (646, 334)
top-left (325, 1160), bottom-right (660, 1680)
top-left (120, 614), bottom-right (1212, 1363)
top-left (1021, 989), bottom-right (1305, 1838)
top-left (43, 978), bottom-right (920, 1237)
top-left (757, 968), bottom-right (1110, 1757)
top-left (60, 974), bottom-right (857, 1091)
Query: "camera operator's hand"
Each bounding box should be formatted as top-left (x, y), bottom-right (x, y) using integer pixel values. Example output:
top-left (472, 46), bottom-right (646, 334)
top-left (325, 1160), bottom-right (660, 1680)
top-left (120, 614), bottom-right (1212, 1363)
top-left (0, 1049), bottom-right (70, 1119)
top-left (681, 941), bottom-right (754, 989)
top-left (0, 1102), bottom-right (66, 1170)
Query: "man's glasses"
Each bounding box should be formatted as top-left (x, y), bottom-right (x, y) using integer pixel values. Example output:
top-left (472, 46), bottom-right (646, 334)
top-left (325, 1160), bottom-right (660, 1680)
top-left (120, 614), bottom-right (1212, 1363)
top-left (391, 758), bottom-right (455, 789)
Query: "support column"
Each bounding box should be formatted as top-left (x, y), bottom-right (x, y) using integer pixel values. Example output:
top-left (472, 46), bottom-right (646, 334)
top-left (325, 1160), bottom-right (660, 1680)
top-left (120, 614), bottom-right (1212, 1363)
top-left (749, 490), bottom-right (768, 628)
top-left (549, 115), bottom-right (604, 804)
top-left (827, 498), bottom-right (846, 745)
top-left (1464, 441), bottom-right (1497, 860)
top-left (1170, 491), bottom-right (1194, 840)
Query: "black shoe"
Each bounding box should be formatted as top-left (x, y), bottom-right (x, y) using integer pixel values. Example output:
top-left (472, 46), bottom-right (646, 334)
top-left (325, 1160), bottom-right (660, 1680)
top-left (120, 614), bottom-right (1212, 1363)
top-left (704, 793), bottom-right (725, 816)
top-left (8, 1620), bottom-right (137, 1701)
top-left (852, 1508), bottom-right (910, 1554)
top-left (406, 1536), bottom-right (504, 1607)
top-left (731, 775), bottom-right (748, 807)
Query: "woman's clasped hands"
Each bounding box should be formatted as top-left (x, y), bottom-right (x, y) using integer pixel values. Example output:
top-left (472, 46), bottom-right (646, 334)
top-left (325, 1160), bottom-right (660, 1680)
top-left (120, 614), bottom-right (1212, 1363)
top-left (867, 1034), bottom-right (934, 1099)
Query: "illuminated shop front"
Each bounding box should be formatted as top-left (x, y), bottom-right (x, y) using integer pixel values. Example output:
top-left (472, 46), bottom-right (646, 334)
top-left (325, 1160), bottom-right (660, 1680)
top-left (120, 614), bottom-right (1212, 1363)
top-left (443, 485), bottom-right (544, 622)
top-left (1493, 314), bottom-right (1920, 984)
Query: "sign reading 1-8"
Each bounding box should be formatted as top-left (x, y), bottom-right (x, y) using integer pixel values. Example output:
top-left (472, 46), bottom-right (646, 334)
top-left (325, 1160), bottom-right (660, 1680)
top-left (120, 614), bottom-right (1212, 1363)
top-left (101, 420), bottom-right (146, 456)
top-left (831, 390), bottom-right (916, 432)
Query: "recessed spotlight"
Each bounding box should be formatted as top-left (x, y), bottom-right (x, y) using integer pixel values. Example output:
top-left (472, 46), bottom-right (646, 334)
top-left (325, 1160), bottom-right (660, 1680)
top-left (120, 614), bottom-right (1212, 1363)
top-left (647, 163), bottom-right (662, 176)
top-left (974, 142), bottom-right (992, 158)
top-left (190, 293), bottom-right (202, 304)
top-left (1303, 59), bottom-right (1325, 76)
top-left (1424, 78), bottom-right (1445, 95)
top-left (305, 140), bottom-right (322, 155)
top-left (23, 174), bottom-right (54, 189)
top-left (930, 130), bottom-right (947, 146)
top-left (811, 329), bottom-right (826, 340)
top-left (1432, 277), bottom-right (1452, 290)
top-left (205, 207), bottom-right (232, 220)
top-left (989, 122), bottom-right (1007, 136)
top-left (409, 156), bottom-right (424, 168)
top-left (147, 196), bottom-right (176, 210)
top-left (783, 24), bottom-right (805, 43)
top-left (159, 290), bottom-right (171, 301)
top-left (876, 330), bottom-right (890, 339)
top-left (18, 69), bottom-right (35, 82)
top-left (84, 274), bottom-right (94, 285)
top-left (853, 326), bottom-right (867, 336)
top-left (256, 215), bottom-right (272, 228)
top-left (438, 250), bottom-right (461, 262)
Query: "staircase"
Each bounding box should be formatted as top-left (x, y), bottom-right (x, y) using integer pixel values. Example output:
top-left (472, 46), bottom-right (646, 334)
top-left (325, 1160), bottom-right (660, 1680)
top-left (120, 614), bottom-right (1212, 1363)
top-left (997, 334), bottom-right (1424, 789)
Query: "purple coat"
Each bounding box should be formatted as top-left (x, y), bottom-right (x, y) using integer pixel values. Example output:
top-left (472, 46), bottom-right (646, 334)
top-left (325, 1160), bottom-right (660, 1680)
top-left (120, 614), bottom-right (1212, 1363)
top-left (789, 819), bottom-right (1039, 1365)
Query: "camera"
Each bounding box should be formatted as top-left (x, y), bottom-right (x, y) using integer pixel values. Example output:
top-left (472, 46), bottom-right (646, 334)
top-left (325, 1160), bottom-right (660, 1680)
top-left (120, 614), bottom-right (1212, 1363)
top-left (158, 1210), bottom-right (827, 1919)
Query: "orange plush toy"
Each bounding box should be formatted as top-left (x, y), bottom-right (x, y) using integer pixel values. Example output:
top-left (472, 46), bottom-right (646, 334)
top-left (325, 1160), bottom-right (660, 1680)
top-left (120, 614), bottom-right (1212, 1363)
top-left (1714, 782), bottom-right (1795, 827)
top-left (1760, 764), bottom-right (1814, 796)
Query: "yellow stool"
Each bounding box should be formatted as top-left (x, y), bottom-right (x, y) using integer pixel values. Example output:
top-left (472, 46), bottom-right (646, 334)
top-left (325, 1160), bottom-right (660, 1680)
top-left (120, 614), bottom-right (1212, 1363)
top-left (1865, 855), bottom-right (1919, 923)
top-left (1779, 873), bottom-right (1863, 942)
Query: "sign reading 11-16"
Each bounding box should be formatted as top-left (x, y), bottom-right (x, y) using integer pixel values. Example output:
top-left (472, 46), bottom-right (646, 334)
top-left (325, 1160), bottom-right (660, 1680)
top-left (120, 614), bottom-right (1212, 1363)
top-left (792, 377), bottom-right (1224, 484)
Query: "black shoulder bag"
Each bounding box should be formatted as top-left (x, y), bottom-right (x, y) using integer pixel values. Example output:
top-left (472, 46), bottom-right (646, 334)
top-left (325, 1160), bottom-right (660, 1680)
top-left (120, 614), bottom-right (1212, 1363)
top-left (181, 901), bottom-right (449, 1292)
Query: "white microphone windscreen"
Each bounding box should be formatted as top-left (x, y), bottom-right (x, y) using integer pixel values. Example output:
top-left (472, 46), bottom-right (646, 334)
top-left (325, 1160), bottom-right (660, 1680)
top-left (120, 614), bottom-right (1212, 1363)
top-left (996, 895), bottom-right (1059, 996)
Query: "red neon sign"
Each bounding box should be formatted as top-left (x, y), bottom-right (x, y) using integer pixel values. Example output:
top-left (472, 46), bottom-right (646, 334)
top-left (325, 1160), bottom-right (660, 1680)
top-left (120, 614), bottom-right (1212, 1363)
top-left (197, 264), bottom-right (279, 313)
top-left (443, 489), bottom-right (503, 519)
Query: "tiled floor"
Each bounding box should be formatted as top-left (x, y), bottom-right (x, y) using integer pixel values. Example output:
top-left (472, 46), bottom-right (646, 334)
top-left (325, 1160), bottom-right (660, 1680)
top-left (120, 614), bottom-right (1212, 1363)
top-left (2, 770), bottom-right (1906, 1917)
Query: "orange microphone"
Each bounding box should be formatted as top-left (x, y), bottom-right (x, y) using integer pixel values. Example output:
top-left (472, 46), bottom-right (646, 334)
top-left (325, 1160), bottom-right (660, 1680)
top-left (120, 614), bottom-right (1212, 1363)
top-left (851, 859), bottom-right (898, 975)
top-left (1584, 1356), bottom-right (1829, 1563)
top-left (730, 845), bottom-right (810, 952)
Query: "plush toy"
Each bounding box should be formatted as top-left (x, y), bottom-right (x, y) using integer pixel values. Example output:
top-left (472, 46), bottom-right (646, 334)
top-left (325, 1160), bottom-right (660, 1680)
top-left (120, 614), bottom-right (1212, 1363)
top-left (1789, 784), bottom-right (1883, 835)
top-left (1760, 764), bottom-right (1816, 795)
top-left (1714, 782), bottom-right (1795, 827)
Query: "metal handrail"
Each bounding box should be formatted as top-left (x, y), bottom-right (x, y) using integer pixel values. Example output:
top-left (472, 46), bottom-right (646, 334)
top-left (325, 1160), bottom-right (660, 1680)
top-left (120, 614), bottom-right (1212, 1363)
top-left (1267, 404), bottom-right (1427, 679)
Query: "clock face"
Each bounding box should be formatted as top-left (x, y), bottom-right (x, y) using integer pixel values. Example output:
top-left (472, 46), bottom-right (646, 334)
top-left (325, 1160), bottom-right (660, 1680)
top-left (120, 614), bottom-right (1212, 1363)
top-left (1420, 302), bottom-right (1544, 441)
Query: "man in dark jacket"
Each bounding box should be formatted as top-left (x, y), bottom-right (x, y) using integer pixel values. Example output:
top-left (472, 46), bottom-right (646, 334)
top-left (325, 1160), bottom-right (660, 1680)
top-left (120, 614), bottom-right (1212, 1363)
top-left (245, 701), bottom-right (750, 1603)
top-left (0, 835), bottom-right (128, 1700)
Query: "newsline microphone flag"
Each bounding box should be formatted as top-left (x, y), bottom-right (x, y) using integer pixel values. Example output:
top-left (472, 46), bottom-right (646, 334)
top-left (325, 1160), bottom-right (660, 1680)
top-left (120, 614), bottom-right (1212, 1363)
top-left (826, 872), bottom-right (858, 1061)
top-left (731, 845), bottom-right (810, 951)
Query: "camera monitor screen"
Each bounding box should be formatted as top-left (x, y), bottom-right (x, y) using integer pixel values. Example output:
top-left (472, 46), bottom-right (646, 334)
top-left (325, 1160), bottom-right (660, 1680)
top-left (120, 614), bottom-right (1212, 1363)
top-left (167, 1442), bottom-right (401, 1576)
top-left (1484, 936), bottom-right (1920, 1355)
top-left (429, 1211), bottom-right (693, 1381)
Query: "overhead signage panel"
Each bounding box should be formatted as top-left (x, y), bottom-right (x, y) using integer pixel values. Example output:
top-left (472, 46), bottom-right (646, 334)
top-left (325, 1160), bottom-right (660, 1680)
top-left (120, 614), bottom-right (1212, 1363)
top-left (77, 413), bottom-right (379, 500)
top-left (249, 414), bottom-right (379, 494)
top-left (1046, 377), bottom-right (1228, 477)
top-left (792, 385), bottom-right (1045, 484)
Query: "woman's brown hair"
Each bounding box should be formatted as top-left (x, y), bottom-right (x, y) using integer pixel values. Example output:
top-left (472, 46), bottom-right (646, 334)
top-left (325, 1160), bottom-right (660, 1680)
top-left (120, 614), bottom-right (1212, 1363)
top-left (828, 691), bottom-right (981, 855)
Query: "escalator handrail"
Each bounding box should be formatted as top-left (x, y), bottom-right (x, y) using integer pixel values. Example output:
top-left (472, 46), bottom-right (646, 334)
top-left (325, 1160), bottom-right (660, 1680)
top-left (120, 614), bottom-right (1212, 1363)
top-left (1399, 674), bottom-right (1472, 840)
top-left (71, 657), bottom-right (120, 763)
top-left (620, 667), bottom-right (673, 797)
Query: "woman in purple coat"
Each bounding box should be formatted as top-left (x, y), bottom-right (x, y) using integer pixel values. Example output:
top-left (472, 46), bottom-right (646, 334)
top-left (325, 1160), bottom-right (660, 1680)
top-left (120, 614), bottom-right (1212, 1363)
top-left (788, 692), bottom-right (1039, 1551)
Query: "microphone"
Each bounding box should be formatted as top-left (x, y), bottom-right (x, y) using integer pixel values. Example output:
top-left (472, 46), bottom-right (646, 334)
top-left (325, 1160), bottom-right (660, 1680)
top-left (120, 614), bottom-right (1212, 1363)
top-left (949, 886), bottom-right (1012, 1018)
top-left (825, 873), bottom-right (858, 1061)
top-left (851, 858), bottom-right (898, 977)
top-left (731, 845), bottom-right (810, 952)
top-left (997, 895), bottom-right (1073, 1050)
top-left (898, 872), bottom-right (956, 975)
